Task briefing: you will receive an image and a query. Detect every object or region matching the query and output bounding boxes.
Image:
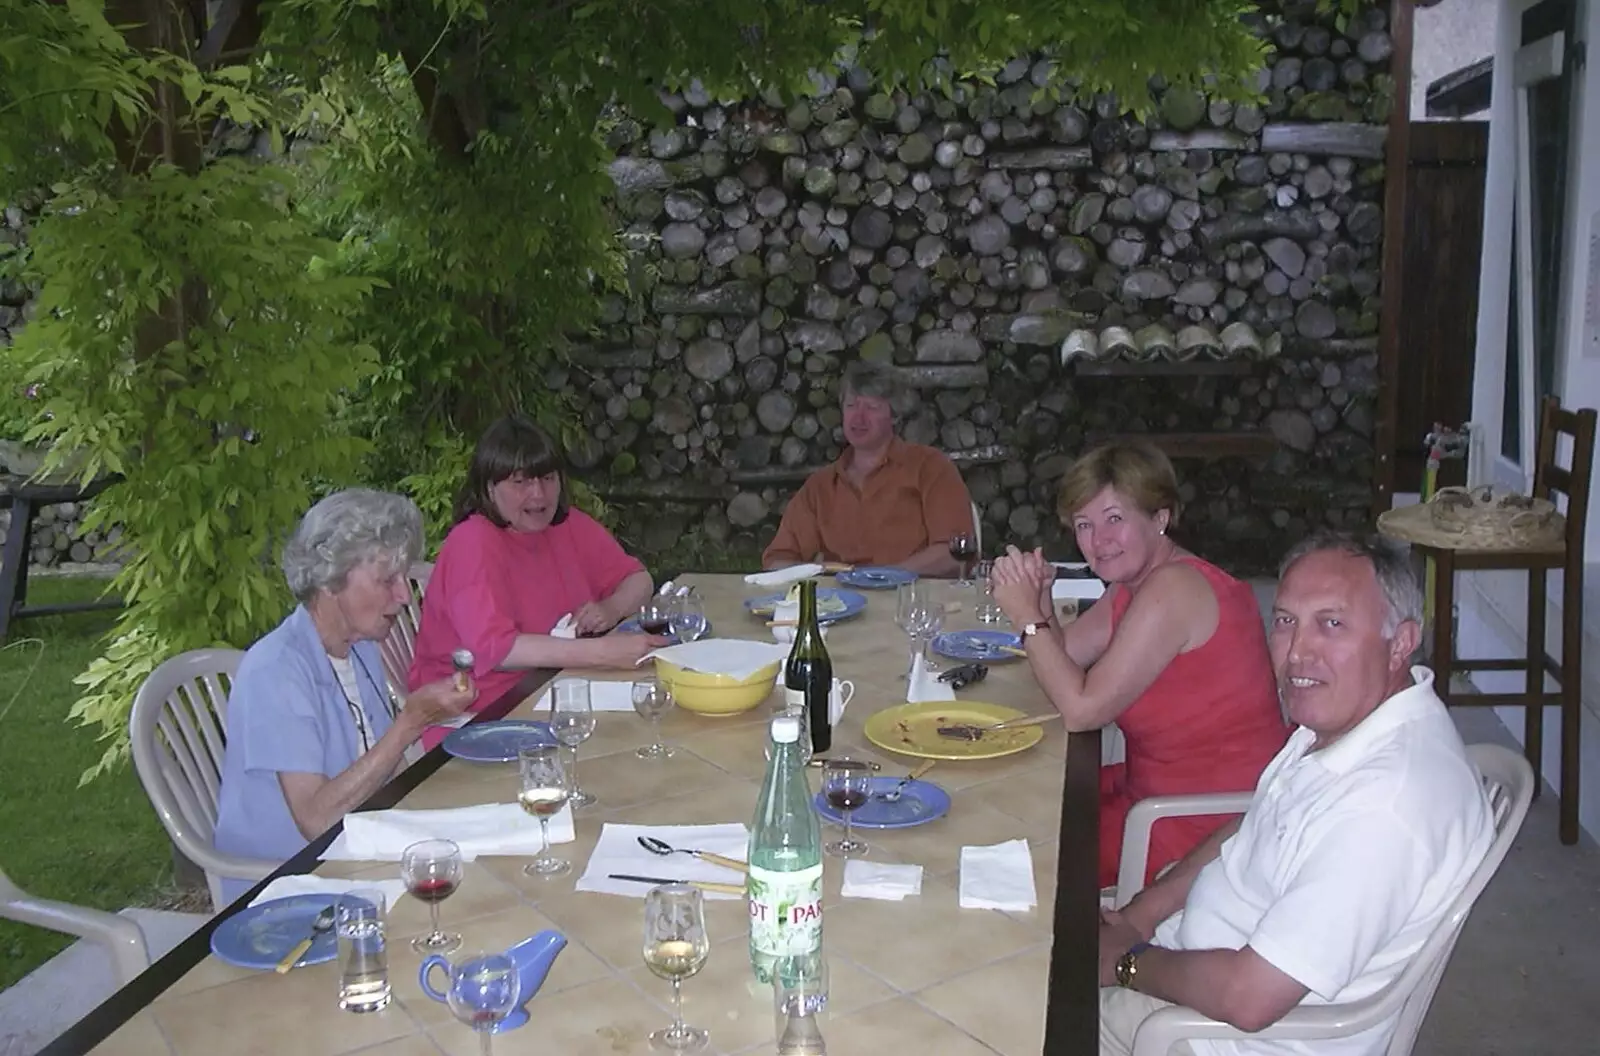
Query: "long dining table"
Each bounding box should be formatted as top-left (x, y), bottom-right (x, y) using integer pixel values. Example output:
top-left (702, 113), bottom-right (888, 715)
top-left (41, 573), bottom-right (1103, 1056)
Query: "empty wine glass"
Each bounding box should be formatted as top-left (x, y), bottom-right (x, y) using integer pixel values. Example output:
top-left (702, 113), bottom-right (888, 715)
top-left (632, 677), bottom-right (676, 759)
top-left (822, 758), bottom-right (872, 859)
top-left (894, 582), bottom-right (919, 681)
top-left (642, 884), bottom-right (710, 1052)
top-left (948, 529), bottom-right (977, 587)
top-left (517, 745), bottom-right (571, 877)
top-left (444, 951), bottom-right (520, 1056)
top-left (551, 679), bottom-right (597, 808)
top-left (668, 591), bottom-right (708, 643)
top-left (402, 838), bottom-right (464, 954)
top-left (908, 591), bottom-right (945, 678)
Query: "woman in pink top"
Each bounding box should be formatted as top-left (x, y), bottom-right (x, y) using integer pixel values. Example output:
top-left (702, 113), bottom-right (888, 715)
top-left (990, 442), bottom-right (1288, 890)
top-left (408, 415), bottom-right (668, 728)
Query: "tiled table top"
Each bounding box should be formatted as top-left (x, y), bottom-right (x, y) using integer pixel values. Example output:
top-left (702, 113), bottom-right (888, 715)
top-left (93, 574), bottom-right (1075, 1056)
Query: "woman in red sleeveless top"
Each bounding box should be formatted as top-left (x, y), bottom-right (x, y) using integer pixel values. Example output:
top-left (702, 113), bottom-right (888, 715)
top-left (990, 442), bottom-right (1288, 889)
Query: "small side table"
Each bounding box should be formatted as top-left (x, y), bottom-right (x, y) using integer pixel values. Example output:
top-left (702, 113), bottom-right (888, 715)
top-left (0, 474), bottom-right (125, 641)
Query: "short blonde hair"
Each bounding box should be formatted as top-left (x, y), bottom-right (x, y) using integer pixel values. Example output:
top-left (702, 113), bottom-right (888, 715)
top-left (1055, 441), bottom-right (1182, 528)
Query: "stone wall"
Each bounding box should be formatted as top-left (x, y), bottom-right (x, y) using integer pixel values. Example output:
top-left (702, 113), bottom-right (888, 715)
top-left (572, 2), bottom-right (1395, 574)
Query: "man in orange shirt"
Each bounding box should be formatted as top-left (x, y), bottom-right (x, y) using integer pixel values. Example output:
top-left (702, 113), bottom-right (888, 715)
top-left (761, 361), bottom-right (975, 575)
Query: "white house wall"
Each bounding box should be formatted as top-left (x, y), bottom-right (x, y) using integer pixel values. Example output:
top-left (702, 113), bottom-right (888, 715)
top-left (1466, 0), bottom-right (1600, 839)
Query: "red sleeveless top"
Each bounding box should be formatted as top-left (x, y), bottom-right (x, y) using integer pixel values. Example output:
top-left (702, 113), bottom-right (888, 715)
top-left (1098, 556), bottom-right (1289, 887)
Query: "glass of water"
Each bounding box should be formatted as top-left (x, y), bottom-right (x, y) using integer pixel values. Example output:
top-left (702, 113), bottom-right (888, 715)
top-left (551, 679), bottom-right (598, 808)
top-left (668, 591), bottom-right (709, 643)
top-left (336, 888), bottom-right (391, 1013)
top-left (974, 559), bottom-right (1004, 623)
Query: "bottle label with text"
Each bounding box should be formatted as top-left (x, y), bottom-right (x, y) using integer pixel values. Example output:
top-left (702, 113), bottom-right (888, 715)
top-left (748, 863), bottom-right (823, 958)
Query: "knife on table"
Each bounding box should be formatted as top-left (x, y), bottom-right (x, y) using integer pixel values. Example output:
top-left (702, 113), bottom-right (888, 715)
top-left (609, 873), bottom-right (747, 896)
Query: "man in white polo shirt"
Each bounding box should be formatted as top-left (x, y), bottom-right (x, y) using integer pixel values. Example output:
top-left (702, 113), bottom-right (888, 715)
top-left (1096, 530), bottom-right (1494, 1056)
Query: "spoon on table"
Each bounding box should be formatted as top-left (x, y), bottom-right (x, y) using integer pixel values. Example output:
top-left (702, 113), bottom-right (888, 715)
top-left (636, 836), bottom-right (748, 873)
top-left (877, 759), bottom-right (937, 803)
top-left (274, 903), bottom-right (337, 974)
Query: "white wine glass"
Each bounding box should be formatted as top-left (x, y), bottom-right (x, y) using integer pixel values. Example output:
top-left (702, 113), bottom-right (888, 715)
top-left (551, 679), bottom-right (597, 807)
top-left (517, 745), bottom-right (571, 876)
top-left (643, 884), bottom-right (710, 1052)
top-left (632, 677), bottom-right (676, 759)
top-left (444, 951), bottom-right (520, 1056)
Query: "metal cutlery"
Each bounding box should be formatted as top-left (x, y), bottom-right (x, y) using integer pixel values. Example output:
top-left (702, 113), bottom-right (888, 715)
top-left (935, 712), bottom-right (1062, 741)
top-left (807, 757), bottom-right (880, 771)
top-left (877, 759), bottom-right (937, 802)
top-left (608, 873), bottom-right (746, 896)
top-left (274, 903), bottom-right (337, 974)
top-left (636, 836), bottom-right (748, 873)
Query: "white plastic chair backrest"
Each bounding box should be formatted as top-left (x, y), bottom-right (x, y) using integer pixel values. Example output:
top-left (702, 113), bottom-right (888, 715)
top-left (378, 560), bottom-right (432, 694)
top-left (970, 500), bottom-right (983, 558)
top-left (1379, 743), bottom-right (1534, 1054)
top-left (128, 648), bottom-right (245, 846)
top-left (0, 864), bottom-right (149, 985)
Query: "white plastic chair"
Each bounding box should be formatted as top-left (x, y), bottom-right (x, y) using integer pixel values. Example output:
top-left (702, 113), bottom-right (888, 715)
top-left (1124, 743), bottom-right (1535, 1056)
top-left (129, 648), bottom-right (278, 911)
top-left (0, 865), bottom-right (149, 985)
top-left (377, 560), bottom-right (433, 697)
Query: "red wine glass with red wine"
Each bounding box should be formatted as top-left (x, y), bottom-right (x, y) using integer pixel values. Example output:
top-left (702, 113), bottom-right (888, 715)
top-left (823, 758), bottom-right (873, 859)
top-left (948, 531), bottom-right (977, 588)
top-left (403, 838), bottom-right (464, 953)
top-left (637, 596), bottom-right (673, 637)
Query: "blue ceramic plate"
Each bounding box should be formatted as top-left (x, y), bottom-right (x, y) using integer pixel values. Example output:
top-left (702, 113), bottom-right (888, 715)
top-left (813, 778), bottom-right (952, 830)
top-left (834, 566), bottom-right (918, 590)
top-left (743, 587), bottom-right (868, 624)
top-left (615, 615), bottom-right (713, 644)
top-left (931, 629), bottom-right (1024, 662)
top-left (442, 720), bottom-right (557, 763)
top-left (210, 894), bottom-right (341, 971)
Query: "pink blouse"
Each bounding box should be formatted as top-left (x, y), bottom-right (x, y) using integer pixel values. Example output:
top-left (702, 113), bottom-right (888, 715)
top-left (408, 511), bottom-right (644, 712)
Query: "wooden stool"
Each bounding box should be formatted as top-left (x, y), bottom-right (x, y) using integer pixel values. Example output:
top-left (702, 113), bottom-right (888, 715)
top-left (0, 474), bottom-right (125, 641)
top-left (1378, 397), bottom-right (1595, 844)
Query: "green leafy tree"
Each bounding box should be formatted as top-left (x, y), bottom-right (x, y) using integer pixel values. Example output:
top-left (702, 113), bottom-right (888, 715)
top-left (2, 0), bottom-right (1337, 775)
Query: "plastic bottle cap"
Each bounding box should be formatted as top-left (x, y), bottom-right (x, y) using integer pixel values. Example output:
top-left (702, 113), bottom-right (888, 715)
top-left (771, 716), bottom-right (801, 743)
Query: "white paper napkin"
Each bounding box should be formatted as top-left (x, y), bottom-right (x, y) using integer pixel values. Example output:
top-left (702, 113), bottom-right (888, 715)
top-left (645, 638), bottom-right (790, 680)
top-left (576, 822), bottom-right (749, 901)
top-left (551, 613), bottom-right (578, 639)
top-left (321, 803), bottom-right (576, 862)
top-left (907, 656), bottom-right (956, 703)
top-left (1050, 567), bottom-right (1107, 602)
top-left (535, 679), bottom-right (636, 712)
top-left (249, 874), bottom-right (409, 909)
top-left (840, 860), bottom-right (923, 901)
top-left (744, 564), bottom-right (824, 588)
top-left (959, 839), bottom-right (1038, 911)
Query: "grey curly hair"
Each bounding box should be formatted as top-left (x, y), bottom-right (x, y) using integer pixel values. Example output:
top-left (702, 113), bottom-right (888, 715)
top-left (1279, 529), bottom-right (1424, 639)
top-left (281, 489), bottom-right (424, 603)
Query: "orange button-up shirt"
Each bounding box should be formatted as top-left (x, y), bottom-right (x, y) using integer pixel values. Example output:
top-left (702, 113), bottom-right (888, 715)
top-left (762, 438), bottom-right (975, 567)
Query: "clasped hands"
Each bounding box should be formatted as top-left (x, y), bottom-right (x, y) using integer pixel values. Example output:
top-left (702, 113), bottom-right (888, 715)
top-left (990, 544), bottom-right (1055, 629)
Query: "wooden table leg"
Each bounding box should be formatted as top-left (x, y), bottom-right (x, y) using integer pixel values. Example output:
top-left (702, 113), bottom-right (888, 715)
top-left (1560, 560), bottom-right (1583, 845)
top-left (1433, 549), bottom-right (1456, 698)
top-left (1526, 566), bottom-right (1547, 794)
top-left (0, 494), bottom-right (34, 642)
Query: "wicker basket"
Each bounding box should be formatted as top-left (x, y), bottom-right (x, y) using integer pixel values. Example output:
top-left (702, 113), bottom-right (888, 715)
top-left (1427, 485), bottom-right (1564, 549)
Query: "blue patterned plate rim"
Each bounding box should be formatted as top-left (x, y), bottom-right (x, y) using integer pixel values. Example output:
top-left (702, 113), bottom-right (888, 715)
top-left (209, 894), bottom-right (341, 971)
top-left (931, 629), bottom-right (1024, 661)
top-left (834, 566), bottom-right (917, 589)
top-left (442, 719), bottom-right (557, 763)
top-left (616, 615), bottom-right (713, 644)
top-left (743, 587), bottom-right (868, 623)
top-left (812, 777), bottom-right (952, 830)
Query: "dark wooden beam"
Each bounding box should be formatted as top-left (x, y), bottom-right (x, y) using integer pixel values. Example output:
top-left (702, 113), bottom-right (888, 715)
top-left (1374, 0), bottom-right (1417, 516)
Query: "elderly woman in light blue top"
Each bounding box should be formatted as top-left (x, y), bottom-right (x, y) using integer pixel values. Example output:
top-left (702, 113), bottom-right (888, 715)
top-left (213, 489), bottom-right (477, 903)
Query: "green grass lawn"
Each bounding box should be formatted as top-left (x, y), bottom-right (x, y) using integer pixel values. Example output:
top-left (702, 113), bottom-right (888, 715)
top-left (0, 576), bottom-right (178, 992)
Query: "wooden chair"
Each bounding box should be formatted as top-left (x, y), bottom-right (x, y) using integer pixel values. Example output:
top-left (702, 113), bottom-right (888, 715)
top-left (377, 560), bottom-right (433, 697)
top-left (1419, 396), bottom-right (1595, 844)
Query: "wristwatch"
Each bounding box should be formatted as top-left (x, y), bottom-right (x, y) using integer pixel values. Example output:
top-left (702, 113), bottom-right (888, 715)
top-left (1020, 620), bottom-right (1048, 639)
top-left (1115, 942), bottom-right (1152, 989)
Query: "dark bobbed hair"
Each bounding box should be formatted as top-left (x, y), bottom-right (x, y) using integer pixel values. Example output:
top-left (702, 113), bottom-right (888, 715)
top-left (454, 414), bottom-right (570, 528)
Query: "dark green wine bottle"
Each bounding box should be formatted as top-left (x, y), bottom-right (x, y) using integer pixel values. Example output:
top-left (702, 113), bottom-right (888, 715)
top-left (783, 580), bottom-right (833, 755)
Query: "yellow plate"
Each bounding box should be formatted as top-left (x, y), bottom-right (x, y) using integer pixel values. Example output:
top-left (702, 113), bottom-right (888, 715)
top-left (863, 700), bottom-right (1046, 761)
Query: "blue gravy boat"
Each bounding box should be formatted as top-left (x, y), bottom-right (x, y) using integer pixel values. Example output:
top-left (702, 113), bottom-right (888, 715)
top-left (418, 930), bottom-right (567, 1032)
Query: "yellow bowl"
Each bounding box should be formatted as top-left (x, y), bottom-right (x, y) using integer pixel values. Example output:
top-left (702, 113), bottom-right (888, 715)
top-left (654, 657), bottom-right (781, 717)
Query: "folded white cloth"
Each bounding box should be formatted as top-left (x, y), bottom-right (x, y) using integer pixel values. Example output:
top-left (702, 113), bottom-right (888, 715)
top-left (551, 613), bottom-right (578, 639)
top-left (907, 656), bottom-right (956, 703)
top-left (535, 679), bottom-right (636, 712)
top-left (249, 875), bottom-right (409, 909)
top-left (645, 638), bottom-right (790, 680)
top-left (1050, 567), bottom-right (1107, 602)
top-left (744, 564), bottom-right (824, 588)
top-left (959, 839), bottom-right (1038, 912)
top-left (321, 803), bottom-right (575, 862)
top-left (840, 859), bottom-right (923, 901)
top-left (575, 822), bottom-right (749, 901)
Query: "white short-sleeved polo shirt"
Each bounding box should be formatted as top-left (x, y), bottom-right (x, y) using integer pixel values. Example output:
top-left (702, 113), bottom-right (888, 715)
top-left (1151, 667), bottom-right (1494, 1056)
